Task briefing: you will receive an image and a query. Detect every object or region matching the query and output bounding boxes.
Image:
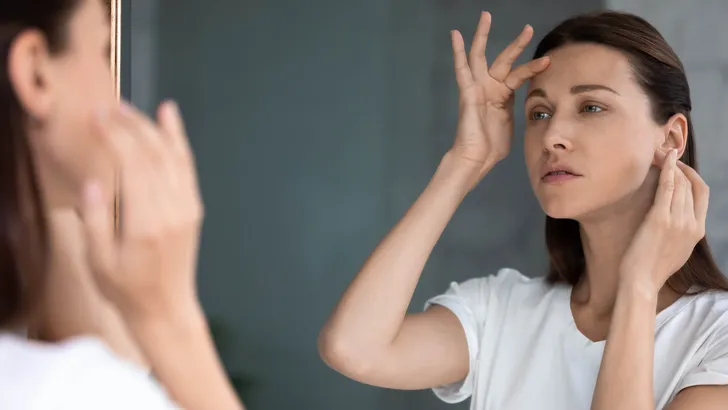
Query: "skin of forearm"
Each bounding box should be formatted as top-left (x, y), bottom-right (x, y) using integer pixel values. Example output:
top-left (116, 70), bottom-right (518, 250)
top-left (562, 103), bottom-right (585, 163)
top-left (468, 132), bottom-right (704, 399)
top-left (319, 152), bottom-right (481, 356)
top-left (125, 301), bottom-right (245, 410)
top-left (591, 280), bottom-right (658, 410)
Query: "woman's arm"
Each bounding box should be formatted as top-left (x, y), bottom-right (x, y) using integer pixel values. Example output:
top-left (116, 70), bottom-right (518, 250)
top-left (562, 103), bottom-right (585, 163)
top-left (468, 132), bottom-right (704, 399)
top-left (122, 299), bottom-right (244, 410)
top-left (592, 150), bottom-right (725, 409)
top-left (666, 385), bottom-right (728, 409)
top-left (590, 281), bottom-right (658, 409)
top-left (593, 279), bottom-right (728, 410)
top-left (319, 11), bottom-right (549, 390)
top-left (318, 152), bottom-right (479, 389)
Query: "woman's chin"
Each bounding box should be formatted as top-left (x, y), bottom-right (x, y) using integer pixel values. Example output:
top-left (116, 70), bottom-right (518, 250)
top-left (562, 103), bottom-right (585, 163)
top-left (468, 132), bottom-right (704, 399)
top-left (539, 199), bottom-right (588, 220)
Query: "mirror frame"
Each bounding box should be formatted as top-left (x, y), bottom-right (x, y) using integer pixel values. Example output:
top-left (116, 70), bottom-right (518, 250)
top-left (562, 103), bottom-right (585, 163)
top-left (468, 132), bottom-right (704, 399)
top-left (110, 0), bottom-right (121, 98)
top-left (110, 0), bottom-right (121, 227)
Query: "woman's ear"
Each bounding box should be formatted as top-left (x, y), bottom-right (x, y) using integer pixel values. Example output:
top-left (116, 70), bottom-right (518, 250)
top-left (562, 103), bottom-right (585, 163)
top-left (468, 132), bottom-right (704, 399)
top-left (7, 29), bottom-right (56, 121)
top-left (658, 113), bottom-right (689, 158)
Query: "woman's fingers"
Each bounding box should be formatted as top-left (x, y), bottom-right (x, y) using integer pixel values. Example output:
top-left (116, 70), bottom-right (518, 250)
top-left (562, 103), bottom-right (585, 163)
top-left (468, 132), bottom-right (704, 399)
top-left (453, 13), bottom-right (547, 94)
top-left (156, 101), bottom-right (203, 219)
top-left (157, 100), bottom-right (192, 161)
top-left (489, 24), bottom-right (535, 82)
top-left (94, 102), bottom-right (183, 235)
top-left (118, 101), bottom-right (167, 159)
top-left (653, 149), bottom-right (678, 217)
top-left (677, 160), bottom-right (710, 228)
top-left (681, 165), bottom-right (694, 220)
top-left (503, 56), bottom-right (549, 91)
top-left (670, 164), bottom-right (687, 223)
top-left (468, 11), bottom-right (492, 82)
top-left (451, 30), bottom-right (474, 89)
top-left (79, 181), bottom-right (115, 277)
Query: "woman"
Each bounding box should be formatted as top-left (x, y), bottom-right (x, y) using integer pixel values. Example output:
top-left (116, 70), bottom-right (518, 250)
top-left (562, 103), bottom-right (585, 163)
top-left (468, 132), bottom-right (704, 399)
top-left (319, 10), bottom-right (728, 410)
top-left (0, 1), bottom-right (244, 409)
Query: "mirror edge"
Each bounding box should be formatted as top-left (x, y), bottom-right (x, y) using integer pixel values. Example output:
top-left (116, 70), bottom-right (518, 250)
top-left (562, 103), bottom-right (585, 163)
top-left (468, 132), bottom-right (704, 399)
top-left (110, 0), bottom-right (121, 228)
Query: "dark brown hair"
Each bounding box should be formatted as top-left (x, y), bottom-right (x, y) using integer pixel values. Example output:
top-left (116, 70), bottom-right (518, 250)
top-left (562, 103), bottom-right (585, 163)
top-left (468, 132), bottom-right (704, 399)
top-left (535, 11), bottom-right (728, 293)
top-left (0, 1), bottom-right (82, 328)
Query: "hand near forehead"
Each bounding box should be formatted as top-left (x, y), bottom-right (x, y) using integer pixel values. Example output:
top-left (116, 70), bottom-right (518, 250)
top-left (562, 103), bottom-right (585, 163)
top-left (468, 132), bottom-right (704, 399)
top-left (448, 11), bottom-right (550, 189)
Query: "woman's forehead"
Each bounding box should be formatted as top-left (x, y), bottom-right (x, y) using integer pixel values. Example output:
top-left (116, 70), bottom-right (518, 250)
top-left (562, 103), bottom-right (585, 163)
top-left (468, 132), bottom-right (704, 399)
top-left (526, 44), bottom-right (636, 95)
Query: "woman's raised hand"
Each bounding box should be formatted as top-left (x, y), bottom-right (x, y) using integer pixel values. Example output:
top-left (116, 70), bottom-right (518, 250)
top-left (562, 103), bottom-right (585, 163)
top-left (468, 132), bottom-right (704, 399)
top-left (449, 12), bottom-right (549, 186)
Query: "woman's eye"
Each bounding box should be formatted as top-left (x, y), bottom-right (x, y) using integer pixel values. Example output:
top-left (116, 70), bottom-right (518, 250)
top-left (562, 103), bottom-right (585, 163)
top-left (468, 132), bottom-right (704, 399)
top-left (582, 105), bottom-right (603, 113)
top-left (531, 111), bottom-right (551, 120)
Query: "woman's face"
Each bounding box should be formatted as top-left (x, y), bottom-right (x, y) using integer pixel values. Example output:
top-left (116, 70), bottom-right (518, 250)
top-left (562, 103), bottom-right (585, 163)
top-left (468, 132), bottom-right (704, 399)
top-left (523, 43), bottom-right (670, 220)
top-left (11, 0), bottom-right (116, 206)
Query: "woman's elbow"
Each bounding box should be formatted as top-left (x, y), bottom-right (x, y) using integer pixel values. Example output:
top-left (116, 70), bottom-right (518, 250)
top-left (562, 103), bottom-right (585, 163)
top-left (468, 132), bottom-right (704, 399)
top-left (317, 326), bottom-right (377, 381)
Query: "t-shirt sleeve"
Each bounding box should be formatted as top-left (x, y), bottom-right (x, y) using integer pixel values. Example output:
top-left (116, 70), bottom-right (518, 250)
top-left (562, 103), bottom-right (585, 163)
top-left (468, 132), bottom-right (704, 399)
top-left (53, 338), bottom-right (180, 409)
top-left (677, 320), bottom-right (728, 391)
top-left (423, 268), bottom-right (516, 404)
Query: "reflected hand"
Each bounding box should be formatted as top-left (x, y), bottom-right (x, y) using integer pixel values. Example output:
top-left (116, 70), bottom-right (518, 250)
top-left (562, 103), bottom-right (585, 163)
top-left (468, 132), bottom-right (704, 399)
top-left (449, 11), bottom-right (550, 185)
top-left (620, 149), bottom-right (709, 295)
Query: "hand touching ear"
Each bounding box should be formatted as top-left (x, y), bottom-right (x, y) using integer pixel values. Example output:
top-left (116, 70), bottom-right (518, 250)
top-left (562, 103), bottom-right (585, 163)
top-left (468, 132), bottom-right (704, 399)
top-left (620, 149), bottom-right (709, 294)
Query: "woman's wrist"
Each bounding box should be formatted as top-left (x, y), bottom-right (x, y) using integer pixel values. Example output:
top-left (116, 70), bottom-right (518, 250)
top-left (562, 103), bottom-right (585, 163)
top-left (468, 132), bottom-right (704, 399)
top-left (437, 150), bottom-right (493, 194)
top-left (122, 295), bottom-right (207, 339)
top-left (616, 271), bottom-right (660, 306)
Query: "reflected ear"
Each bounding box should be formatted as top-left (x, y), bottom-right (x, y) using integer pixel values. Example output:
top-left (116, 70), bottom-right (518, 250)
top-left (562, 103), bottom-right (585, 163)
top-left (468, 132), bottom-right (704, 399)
top-left (658, 113), bottom-right (688, 158)
top-left (7, 30), bottom-right (56, 122)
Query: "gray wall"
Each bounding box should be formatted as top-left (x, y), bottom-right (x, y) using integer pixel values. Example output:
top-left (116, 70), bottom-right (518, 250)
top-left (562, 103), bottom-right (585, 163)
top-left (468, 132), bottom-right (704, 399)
top-left (118, 1), bottom-right (719, 409)
top-left (119, 0), bottom-right (131, 100)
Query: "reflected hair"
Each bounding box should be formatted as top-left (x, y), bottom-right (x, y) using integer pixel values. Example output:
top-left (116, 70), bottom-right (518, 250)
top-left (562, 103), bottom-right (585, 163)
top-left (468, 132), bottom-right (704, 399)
top-left (533, 11), bottom-right (728, 293)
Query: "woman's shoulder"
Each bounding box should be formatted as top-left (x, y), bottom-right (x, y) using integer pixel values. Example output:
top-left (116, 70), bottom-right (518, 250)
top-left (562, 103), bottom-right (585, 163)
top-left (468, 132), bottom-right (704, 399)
top-left (0, 333), bottom-right (108, 374)
top-left (446, 267), bottom-right (559, 297)
top-left (0, 334), bottom-right (107, 406)
top-left (427, 267), bottom-right (564, 311)
top-left (677, 288), bottom-right (728, 328)
top-left (0, 333), bottom-right (176, 409)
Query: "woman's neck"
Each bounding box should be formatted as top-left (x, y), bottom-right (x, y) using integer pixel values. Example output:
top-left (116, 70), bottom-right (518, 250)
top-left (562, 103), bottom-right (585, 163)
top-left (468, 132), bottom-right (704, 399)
top-left (573, 172), bottom-right (679, 319)
top-left (575, 202), bottom-right (647, 317)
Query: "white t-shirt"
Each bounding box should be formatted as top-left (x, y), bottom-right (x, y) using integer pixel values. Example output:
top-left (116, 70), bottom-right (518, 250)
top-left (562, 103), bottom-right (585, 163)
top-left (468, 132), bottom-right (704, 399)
top-left (425, 268), bottom-right (728, 410)
top-left (0, 333), bottom-right (180, 409)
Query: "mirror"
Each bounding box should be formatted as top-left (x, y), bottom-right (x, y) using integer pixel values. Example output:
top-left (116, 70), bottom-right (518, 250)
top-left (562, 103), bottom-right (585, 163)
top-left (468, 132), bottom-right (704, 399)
top-left (110, 0), bottom-right (121, 227)
top-left (110, 0), bottom-right (121, 97)
top-left (121, 2), bottom-right (728, 410)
